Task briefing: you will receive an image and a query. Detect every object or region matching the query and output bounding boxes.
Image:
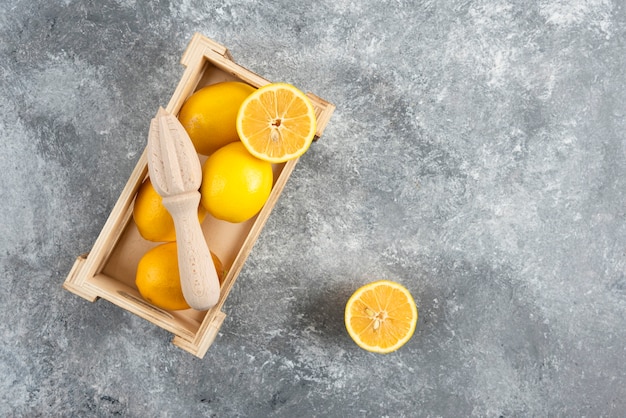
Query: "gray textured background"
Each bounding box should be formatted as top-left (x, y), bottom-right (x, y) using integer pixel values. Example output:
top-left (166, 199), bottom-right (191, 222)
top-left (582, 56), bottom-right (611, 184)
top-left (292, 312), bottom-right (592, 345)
top-left (1, 0), bottom-right (626, 416)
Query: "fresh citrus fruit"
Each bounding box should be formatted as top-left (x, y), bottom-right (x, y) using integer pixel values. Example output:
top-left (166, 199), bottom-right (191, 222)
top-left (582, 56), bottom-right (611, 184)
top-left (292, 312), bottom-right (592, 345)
top-left (135, 242), bottom-right (226, 311)
top-left (344, 280), bottom-right (418, 354)
top-left (133, 177), bottom-right (207, 242)
top-left (200, 141), bottom-right (273, 223)
top-left (236, 82), bottom-right (317, 163)
top-left (178, 81), bottom-right (256, 155)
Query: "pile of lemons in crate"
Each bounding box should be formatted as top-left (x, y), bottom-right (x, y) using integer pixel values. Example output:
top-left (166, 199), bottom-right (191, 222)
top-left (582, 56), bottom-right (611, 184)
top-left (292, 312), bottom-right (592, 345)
top-left (132, 81), bottom-right (317, 311)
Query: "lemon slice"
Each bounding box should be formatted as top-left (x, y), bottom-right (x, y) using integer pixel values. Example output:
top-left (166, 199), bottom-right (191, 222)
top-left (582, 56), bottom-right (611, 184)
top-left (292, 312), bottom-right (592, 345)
top-left (236, 82), bottom-right (317, 163)
top-left (345, 280), bottom-right (418, 354)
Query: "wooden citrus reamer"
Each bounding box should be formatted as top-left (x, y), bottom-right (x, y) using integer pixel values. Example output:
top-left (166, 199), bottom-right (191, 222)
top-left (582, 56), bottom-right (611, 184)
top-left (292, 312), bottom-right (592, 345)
top-left (147, 107), bottom-right (221, 310)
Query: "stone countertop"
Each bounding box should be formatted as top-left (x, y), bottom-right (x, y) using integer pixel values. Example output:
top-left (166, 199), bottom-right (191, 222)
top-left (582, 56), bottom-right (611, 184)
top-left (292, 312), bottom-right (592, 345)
top-left (1, 1), bottom-right (625, 416)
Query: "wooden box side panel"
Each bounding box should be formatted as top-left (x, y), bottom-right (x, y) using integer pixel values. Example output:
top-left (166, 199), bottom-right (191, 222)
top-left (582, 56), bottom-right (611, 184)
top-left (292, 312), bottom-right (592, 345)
top-left (62, 152), bottom-right (147, 299)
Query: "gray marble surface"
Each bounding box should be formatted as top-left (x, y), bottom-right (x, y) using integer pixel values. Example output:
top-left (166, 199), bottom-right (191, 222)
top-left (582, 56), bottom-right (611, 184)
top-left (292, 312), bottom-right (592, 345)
top-left (2, 0), bottom-right (626, 416)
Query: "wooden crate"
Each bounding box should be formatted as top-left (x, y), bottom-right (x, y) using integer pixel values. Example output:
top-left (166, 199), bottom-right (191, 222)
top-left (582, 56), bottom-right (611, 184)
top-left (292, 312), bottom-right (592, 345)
top-left (63, 33), bottom-right (335, 358)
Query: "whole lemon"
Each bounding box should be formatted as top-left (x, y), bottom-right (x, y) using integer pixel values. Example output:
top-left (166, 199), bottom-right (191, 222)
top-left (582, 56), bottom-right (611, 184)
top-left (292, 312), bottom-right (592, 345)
top-left (200, 142), bottom-right (273, 223)
top-left (135, 242), bottom-right (226, 311)
top-left (178, 81), bottom-right (256, 155)
top-left (133, 177), bottom-right (207, 242)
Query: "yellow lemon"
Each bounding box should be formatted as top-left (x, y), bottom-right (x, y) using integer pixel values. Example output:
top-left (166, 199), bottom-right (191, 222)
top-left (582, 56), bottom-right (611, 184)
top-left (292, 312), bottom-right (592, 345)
top-left (200, 141), bottom-right (273, 223)
top-left (135, 242), bottom-right (226, 311)
top-left (345, 280), bottom-right (418, 354)
top-left (178, 81), bottom-right (256, 155)
top-left (133, 177), bottom-right (207, 242)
